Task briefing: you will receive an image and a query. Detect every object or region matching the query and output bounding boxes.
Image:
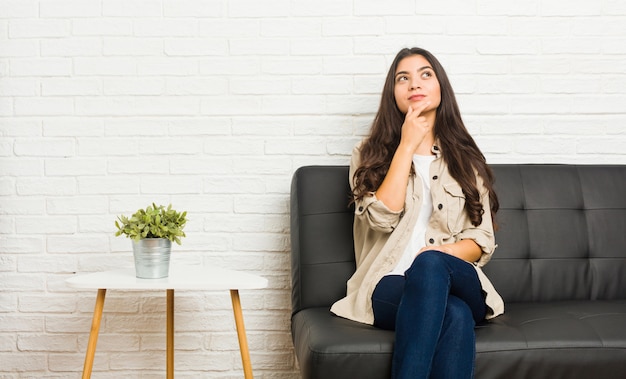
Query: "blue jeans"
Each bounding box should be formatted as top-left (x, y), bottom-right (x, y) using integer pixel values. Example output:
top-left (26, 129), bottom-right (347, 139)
top-left (371, 250), bottom-right (486, 379)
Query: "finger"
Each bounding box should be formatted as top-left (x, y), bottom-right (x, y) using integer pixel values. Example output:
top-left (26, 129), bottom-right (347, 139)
top-left (405, 105), bottom-right (413, 119)
top-left (411, 101), bottom-right (431, 117)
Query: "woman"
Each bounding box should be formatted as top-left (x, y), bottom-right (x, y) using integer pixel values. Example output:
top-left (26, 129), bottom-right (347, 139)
top-left (330, 47), bottom-right (504, 379)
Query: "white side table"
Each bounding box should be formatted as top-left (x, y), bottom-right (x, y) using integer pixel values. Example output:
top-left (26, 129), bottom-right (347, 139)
top-left (66, 265), bottom-right (268, 379)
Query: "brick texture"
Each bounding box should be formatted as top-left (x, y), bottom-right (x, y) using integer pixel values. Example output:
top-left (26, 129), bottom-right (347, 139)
top-left (1, 0), bottom-right (625, 378)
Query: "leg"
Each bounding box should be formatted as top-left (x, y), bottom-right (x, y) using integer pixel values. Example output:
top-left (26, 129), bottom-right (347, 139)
top-left (371, 275), bottom-right (405, 330)
top-left (82, 288), bottom-right (106, 379)
top-left (392, 251), bottom-right (486, 379)
top-left (230, 289), bottom-right (254, 379)
top-left (167, 289), bottom-right (174, 379)
top-left (430, 296), bottom-right (476, 379)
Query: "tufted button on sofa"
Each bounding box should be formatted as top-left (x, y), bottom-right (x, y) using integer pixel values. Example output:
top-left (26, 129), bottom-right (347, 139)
top-left (290, 164), bottom-right (626, 379)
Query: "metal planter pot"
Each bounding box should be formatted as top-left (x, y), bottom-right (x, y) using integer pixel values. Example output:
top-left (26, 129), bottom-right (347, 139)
top-left (132, 238), bottom-right (172, 279)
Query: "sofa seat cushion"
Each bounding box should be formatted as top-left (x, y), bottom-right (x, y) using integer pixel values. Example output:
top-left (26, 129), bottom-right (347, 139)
top-left (292, 307), bottom-right (393, 379)
top-left (292, 300), bottom-right (626, 379)
top-left (476, 300), bottom-right (626, 378)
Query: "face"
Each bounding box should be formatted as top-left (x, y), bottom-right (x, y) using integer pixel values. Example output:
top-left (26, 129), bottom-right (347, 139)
top-left (393, 54), bottom-right (441, 115)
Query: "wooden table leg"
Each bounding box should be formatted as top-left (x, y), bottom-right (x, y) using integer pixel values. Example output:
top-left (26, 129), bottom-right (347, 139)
top-left (167, 289), bottom-right (174, 379)
top-left (230, 289), bottom-right (253, 379)
top-left (82, 288), bottom-right (106, 379)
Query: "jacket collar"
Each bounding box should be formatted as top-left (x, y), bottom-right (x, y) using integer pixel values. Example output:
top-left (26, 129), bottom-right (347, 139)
top-left (431, 139), bottom-right (442, 159)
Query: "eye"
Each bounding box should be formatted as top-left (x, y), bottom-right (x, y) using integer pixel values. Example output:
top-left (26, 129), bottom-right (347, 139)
top-left (421, 71), bottom-right (433, 79)
top-left (396, 75), bottom-right (409, 83)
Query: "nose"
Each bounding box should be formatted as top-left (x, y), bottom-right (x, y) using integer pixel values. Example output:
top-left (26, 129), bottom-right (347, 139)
top-left (409, 78), bottom-right (421, 90)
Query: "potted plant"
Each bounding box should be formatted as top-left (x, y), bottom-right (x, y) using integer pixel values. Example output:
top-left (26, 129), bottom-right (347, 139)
top-left (115, 203), bottom-right (187, 279)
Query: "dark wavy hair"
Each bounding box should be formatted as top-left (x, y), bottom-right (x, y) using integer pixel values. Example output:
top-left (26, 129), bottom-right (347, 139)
top-left (352, 47), bottom-right (498, 228)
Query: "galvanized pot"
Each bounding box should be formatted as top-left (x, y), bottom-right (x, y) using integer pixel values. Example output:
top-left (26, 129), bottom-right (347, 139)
top-left (132, 238), bottom-right (172, 279)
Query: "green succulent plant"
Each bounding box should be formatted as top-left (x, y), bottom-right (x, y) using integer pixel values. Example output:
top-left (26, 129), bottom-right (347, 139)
top-left (115, 203), bottom-right (187, 245)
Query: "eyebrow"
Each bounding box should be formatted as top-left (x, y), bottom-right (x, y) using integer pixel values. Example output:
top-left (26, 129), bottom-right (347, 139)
top-left (395, 66), bottom-right (434, 77)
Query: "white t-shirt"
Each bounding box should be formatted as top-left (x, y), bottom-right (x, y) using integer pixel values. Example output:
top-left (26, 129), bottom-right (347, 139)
top-left (387, 154), bottom-right (435, 276)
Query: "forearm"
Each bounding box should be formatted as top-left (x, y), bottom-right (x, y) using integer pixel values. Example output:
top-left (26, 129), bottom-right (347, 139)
top-left (420, 239), bottom-right (482, 263)
top-left (375, 143), bottom-right (414, 212)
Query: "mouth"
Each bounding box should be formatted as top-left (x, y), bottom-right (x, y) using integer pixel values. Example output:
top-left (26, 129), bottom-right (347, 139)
top-left (409, 94), bottom-right (426, 101)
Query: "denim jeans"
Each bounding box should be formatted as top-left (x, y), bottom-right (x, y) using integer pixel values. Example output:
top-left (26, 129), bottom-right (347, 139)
top-left (371, 250), bottom-right (486, 379)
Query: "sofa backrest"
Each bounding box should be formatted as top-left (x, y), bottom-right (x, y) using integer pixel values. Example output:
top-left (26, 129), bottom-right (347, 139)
top-left (290, 164), bottom-right (626, 315)
top-left (486, 164), bottom-right (626, 302)
top-left (290, 166), bottom-right (355, 315)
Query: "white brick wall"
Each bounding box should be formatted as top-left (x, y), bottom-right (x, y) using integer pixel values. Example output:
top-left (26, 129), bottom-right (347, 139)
top-left (1, 0), bottom-right (625, 377)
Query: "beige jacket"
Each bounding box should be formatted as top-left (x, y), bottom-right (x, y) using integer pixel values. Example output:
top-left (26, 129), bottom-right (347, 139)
top-left (330, 141), bottom-right (505, 325)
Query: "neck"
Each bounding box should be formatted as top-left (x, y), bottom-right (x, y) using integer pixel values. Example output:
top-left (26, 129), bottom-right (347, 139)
top-left (414, 132), bottom-right (436, 155)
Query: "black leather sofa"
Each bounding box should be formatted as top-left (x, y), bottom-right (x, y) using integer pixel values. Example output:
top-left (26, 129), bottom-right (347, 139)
top-left (290, 164), bottom-right (626, 379)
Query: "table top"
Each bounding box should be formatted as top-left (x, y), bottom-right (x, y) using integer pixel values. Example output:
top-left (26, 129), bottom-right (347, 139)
top-left (65, 265), bottom-right (268, 291)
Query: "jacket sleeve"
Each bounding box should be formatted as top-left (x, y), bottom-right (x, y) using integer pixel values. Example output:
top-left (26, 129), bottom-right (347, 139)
top-left (456, 177), bottom-right (497, 266)
top-left (349, 143), bottom-right (403, 233)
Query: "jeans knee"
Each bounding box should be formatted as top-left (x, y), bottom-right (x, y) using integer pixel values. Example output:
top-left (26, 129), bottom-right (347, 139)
top-left (406, 250), bottom-right (446, 277)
